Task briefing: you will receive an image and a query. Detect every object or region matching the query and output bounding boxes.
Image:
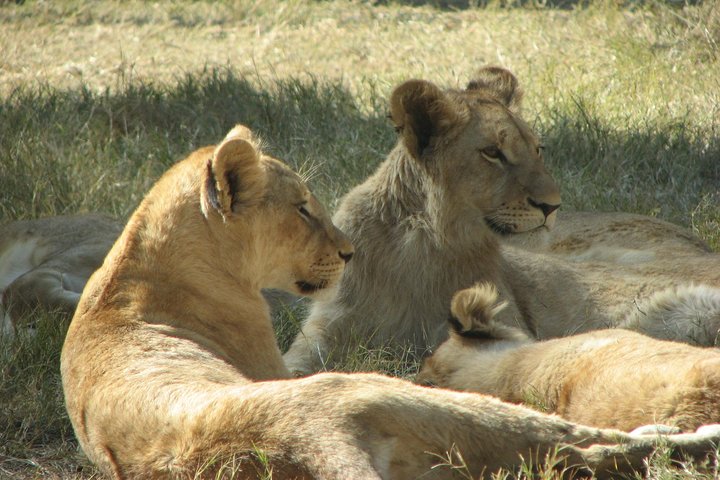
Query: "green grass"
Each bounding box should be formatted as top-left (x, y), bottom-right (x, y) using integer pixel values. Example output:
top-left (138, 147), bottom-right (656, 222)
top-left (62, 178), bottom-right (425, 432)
top-left (0, 311), bottom-right (94, 479)
top-left (1, 0), bottom-right (719, 478)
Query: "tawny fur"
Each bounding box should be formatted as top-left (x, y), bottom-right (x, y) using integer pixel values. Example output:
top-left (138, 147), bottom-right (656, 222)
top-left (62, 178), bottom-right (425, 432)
top-left (60, 125), bottom-right (720, 479)
top-left (418, 283), bottom-right (720, 433)
top-left (0, 213), bottom-right (301, 336)
top-left (283, 66), bottom-right (720, 376)
top-left (505, 210), bottom-right (711, 261)
top-left (0, 214), bottom-right (122, 335)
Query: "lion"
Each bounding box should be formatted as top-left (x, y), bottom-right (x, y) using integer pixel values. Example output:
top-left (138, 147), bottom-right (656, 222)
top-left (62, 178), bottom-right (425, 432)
top-left (0, 214), bottom-right (122, 336)
top-left (417, 283), bottom-right (720, 433)
top-left (59, 125), bottom-right (720, 479)
top-left (283, 66), bottom-right (720, 376)
top-left (506, 210), bottom-right (712, 263)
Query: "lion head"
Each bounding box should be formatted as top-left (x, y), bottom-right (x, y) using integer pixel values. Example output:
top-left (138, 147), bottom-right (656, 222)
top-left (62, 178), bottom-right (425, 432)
top-left (284, 67), bottom-right (564, 374)
top-left (200, 125), bottom-right (354, 298)
top-left (389, 66), bottom-right (561, 238)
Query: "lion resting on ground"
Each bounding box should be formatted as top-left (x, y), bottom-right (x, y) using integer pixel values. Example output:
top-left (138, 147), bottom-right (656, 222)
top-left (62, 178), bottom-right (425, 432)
top-left (60, 125), bottom-right (720, 479)
top-left (0, 214), bottom-right (122, 336)
top-left (284, 66), bottom-right (720, 375)
top-left (417, 283), bottom-right (720, 433)
top-left (506, 210), bottom-right (712, 262)
top-left (0, 214), bottom-right (303, 337)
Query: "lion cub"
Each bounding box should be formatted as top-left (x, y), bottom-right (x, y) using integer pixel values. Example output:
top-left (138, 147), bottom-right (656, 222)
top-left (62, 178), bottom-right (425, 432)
top-left (417, 283), bottom-right (720, 432)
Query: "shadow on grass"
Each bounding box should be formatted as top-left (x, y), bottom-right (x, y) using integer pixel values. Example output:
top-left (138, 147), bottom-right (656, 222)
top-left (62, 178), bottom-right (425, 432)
top-left (1, 65), bottom-right (716, 224)
top-left (0, 67), bottom-right (394, 222)
top-left (539, 98), bottom-right (720, 225)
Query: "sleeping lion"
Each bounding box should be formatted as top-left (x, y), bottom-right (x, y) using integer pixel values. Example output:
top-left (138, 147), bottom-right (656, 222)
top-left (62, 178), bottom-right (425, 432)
top-left (417, 283), bottom-right (720, 433)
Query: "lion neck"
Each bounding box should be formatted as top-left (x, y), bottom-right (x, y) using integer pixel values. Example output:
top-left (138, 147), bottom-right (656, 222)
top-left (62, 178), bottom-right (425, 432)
top-left (92, 158), bottom-right (290, 381)
top-left (374, 144), bottom-right (501, 267)
top-left (343, 144), bottom-right (508, 346)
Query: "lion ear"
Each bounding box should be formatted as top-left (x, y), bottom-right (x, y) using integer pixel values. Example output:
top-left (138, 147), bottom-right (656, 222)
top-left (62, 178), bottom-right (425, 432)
top-left (449, 283), bottom-right (506, 333)
top-left (389, 80), bottom-right (465, 160)
top-left (466, 66), bottom-right (523, 113)
top-left (201, 125), bottom-right (266, 219)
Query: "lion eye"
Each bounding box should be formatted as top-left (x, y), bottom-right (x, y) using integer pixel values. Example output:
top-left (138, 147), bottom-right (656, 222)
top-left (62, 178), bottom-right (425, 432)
top-left (298, 204), bottom-right (311, 219)
top-left (480, 146), bottom-right (506, 164)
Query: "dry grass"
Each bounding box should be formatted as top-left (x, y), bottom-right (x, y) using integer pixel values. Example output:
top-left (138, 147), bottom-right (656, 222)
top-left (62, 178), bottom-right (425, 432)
top-left (1, 0), bottom-right (719, 478)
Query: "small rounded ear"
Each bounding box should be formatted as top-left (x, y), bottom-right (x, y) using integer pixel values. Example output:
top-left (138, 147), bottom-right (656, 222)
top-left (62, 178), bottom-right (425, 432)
top-left (466, 66), bottom-right (523, 113)
top-left (223, 124), bottom-right (254, 142)
top-left (201, 130), bottom-right (266, 219)
top-left (389, 79), bottom-right (466, 160)
top-left (450, 282), bottom-right (506, 332)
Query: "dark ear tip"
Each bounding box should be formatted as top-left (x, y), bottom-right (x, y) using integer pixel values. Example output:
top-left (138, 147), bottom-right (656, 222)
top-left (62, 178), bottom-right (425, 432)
top-left (447, 314), bottom-right (466, 334)
top-left (466, 79), bottom-right (481, 90)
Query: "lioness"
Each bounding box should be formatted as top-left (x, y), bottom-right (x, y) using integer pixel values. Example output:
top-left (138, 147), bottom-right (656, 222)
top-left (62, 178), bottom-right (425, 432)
top-left (284, 66), bottom-right (720, 375)
top-left (507, 210), bottom-right (712, 262)
top-left (60, 125), bottom-right (720, 479)
top-left (0, 214), bottom-right (122, 335)
top-left (417, 283), bottom-right (720, 432)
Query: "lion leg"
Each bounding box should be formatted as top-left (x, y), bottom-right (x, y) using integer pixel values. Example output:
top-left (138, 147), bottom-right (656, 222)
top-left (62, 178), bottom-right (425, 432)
top-left (302, 374), bottom-right (720, 479)
top-left (284, 310), bottom-right (337, 375)
top-left (3, 268), bottom-right (81, 326)
top-left (630, 425), bottom-right (681, 436)
top-left (573, 427), bottom-right (720, 479)
top-left (620, 284), bottom-right (720, 346)
top-left (74, 371), bottom-right (720, 479)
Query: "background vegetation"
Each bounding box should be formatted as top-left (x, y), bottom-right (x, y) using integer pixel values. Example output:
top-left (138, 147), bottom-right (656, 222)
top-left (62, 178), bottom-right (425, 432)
top-left (1, 0), bottom-right (718, 478)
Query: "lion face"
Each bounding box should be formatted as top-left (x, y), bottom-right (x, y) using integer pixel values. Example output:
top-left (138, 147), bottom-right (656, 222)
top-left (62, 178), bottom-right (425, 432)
top-left (201, 125), bottom-right (354, 298)
top-left (262, 159), bottom-right (354, 297)
top-left (389, 67), bottom-right (561, 237)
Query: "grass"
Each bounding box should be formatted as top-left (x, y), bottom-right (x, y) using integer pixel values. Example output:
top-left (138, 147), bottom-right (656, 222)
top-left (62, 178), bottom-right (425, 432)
top-left (1, 0), bottom-right (719, 478)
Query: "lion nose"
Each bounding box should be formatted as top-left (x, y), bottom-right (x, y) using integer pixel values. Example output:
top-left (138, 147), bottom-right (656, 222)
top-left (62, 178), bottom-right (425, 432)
top-left (339, 251), bottom-right (354, 264)
top-left (528, 198), bottom-right (560, 219)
